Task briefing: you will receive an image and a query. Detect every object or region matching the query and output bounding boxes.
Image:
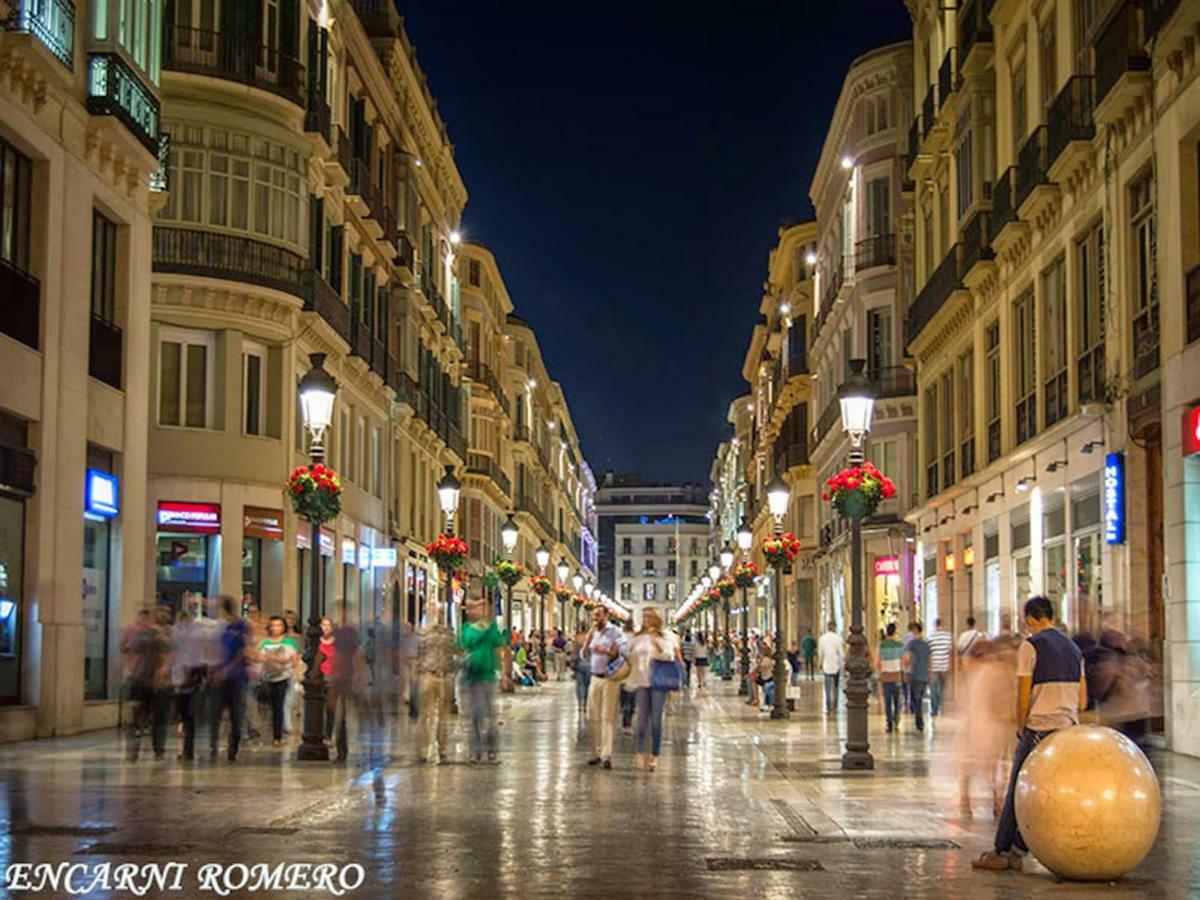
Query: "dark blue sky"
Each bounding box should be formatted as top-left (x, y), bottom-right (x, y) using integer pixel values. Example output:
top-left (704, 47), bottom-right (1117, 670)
top-left (402, 1), bottom-right (912, 483)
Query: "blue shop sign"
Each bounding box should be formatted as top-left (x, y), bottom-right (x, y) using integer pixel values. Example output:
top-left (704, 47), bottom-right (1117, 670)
top-left (85, 469), bottom-right (119, 519)
top-left (1104, 452), bottom-right (1125, 545)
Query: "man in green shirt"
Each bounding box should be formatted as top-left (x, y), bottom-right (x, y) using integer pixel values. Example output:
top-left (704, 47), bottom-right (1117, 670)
top-left (459, 597), bottom-right (507, 763)
top-left (801, 629), bottom-right (817, 681)
top-left (876, 622), bottom-right (905, 732)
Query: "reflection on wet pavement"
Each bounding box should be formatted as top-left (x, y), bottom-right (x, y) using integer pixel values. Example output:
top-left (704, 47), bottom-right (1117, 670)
top-left (0, 681), bottom-right (1197, 898)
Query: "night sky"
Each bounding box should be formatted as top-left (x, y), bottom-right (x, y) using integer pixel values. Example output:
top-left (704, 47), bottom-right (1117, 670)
top-left (402, 0), bottom-right (912, 484)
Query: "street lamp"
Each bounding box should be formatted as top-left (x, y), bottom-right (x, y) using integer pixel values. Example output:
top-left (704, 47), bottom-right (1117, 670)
top-left (556, 556), bottom-right (570, 629)
top-left (572, 570), bottom-right (585, 630)
top-left (720, 542), bottom-right (735, 679)
top-left (500, 514), bottom-right (520, 691)
top-left (839, 358), bottom-right (877, 770)
top-left (534, 542), bottom-right (551, 641)
top-left (297, 353), bottom-right (338, 762)
top-left (736, 516), bottom-right (753, 695)
top-left (436, 464), bottom-right (461, 627)
top-left (765, 474), bottom-right (791, 719)
top-left (720, 544), bottom-right (735, 570)
top-left (708, 562), bottom-right (721, 582)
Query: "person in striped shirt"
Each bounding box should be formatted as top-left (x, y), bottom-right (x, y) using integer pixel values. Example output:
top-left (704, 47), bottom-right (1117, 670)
top-left (927, 618), bottom-right (953, 717)
top-left (876, 622), bottom-right (905, 732)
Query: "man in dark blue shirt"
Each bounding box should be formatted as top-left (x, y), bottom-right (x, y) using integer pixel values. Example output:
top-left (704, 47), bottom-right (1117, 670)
top-left (209, 596), bottom-right (249, 761)
top-left (904, 621), bottom-right (932, 733)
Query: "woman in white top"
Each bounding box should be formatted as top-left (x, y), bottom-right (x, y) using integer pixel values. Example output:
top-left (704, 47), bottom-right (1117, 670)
top-left (693, 633), bottom-right (710, 691)
top-left (627, 607), bottom-right (683, 772)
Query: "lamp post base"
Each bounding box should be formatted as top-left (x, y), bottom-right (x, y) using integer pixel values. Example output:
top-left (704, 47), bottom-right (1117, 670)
top-left (841, 749), bottom-right (874, 770)
top-left (769, 704), bottom-right (790, 720)
top-left (297, 672), bottom-right (329, 761)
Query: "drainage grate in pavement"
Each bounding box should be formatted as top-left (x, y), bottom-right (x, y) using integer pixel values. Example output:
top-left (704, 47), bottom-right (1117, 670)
top-left (9, 824), bottom-right (117, 837)
top-left (852, 838), bottom-right (961, 850)
top-left (769, 799), bottom-right (817, 837)
top-left (780, 834), bottom-right (851, 844)
top-left (228, 827), bottom-right (300, 836)
top-left (77, 842), bottom-right (195, 857)
top-left (706, 858), bottom-right (825, 872)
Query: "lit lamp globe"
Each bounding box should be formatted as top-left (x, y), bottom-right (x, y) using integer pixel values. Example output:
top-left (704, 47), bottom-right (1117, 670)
top-left (500, 514), bottom-right (519, 555)
top-left (572, 571), bottom-right (584, 592)
top-left (838, 359), bottom-right (876, 444)
top-left (709, 562), bottom-right (722, 582)
top-left (436, 465), bottom-right (461, 520)
top-left (556, 557), bottom-right (570, 584)
top-left (701, 575), bottom-right (712, 589)
top-left (736, 517), bottom-right (753, 553)
top-left (298, 353), bottom-right (338, 445)
top-left (535, 543), bottom-right (551, 572)
top-left (584, 582), bottom-right (594, 599)
top-left (720, 544), bottom-right (735, 570)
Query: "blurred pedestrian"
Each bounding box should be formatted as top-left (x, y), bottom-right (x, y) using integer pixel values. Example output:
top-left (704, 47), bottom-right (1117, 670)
top-left (801, 628), bottom-right (817, 680)
top-left (416, 603), bottom-right (456, 764)
top-left (627, 607), bottom-right (681, 772)
top-left (125, 606), bottom-right (172, 761)
top-left (258, 616), bottom-right (300, 746)
top-left (955, 637), bottom-right (1016, 818)
top-left (582, 606), bottom-right (625, 769)
top-left (877, 622), bottom-right (904, 732)
top-left (460, 597), bottom-right (506, 763)
top-left (572, 627), bottom-right (591, 714)
top-left (904, 621), bottom-right (931, 733)
top-left (928, 618), bottom-right (953, 716)
top-left (681, 631), bottom-right (695, 687)
top-left (209, 596), bottom-right (249, 761)
top-left (318, 616), bottom-right (337, 741)
top-left (620, 619), bottom-right (636, 734)
top-left (170, 603), bottom-right (206, 760)
top-left (552, 629), bottom-right (567, 680)
top-left (693, 633), bottom-right (709, 692)
top-left (757, 639), bottom-right (776, 711)
top-left (818, 621), bottom-right (845, 714)
top-left (958, 615), bottom-right (986, 658)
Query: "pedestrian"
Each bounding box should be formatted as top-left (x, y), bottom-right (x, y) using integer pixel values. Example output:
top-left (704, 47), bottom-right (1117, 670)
top-left (125, 606), bottom-right (172, 761)
top-left (972, 596), bottom-right (1086, 872)
top-left (284, 608), bottom-right (303, 637)
top-left (170, 604), bottom-right (206, 761)
top-left (757, 639), bottom-right (776, 711)
top-left (956, 637), bottom-right (1016, 818)
top-left (928, 618), bottom-right (953, 716)
top-left (801, 628), bottom-right (817, 680)
top-left (877, 622), bottom-right (905, 732)
top-left (279, 612), bottom-right (303, 735)
top-left (627, 607), bottom-right (681, 772)
top-left (552, 629), bottom-right (567, 680)
top-left (681, 631), bottom-right (695, 686)
top-left (957, 615), bottom-right (986, 658)
top-left (904, 621), bottom-right (932, 733)
top-left (459, 597), bottom-right (506, 764)
top-left (318, 617), bottom-right (338, 741)
top-left (572, 627), bottom-right (591, 714)
top-left (209, 596), bottom-right (249, 761)
top-left (398, 622), bottom-right (419, 719)
top-left (817, 621), bottom-right (845, 714)
top-left (581, 606), bottom-right (626, 769)
top-left (620, 619), bottom-right (637, 734)
top-left (328, 623), bottom-right (365, 762)
top-left (243, 602), bottom-right (266, 742)
top-left (258, 616), bottom-right (300, 747)
top-left (693, 633), bottom-right (709, 691)
top-left (787, 640), bottom-right (801, 687)
top-left (416, 603), bottom-right (456, 764)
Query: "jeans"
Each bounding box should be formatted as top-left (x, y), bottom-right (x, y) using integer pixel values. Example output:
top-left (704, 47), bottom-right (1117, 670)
top-left (463, 679), bottom-right (497, 760)
top-left (995, 729), bottom-right (1050, 853)
top-left (587, 676), bottom-right (622, 760)
top-left (762, 680), bottom-right (775, 707)
top-left (267, 678), bottom-right (289, 742)
top-left (930, 671), bottom-right (947, 716)
top-left (805, 657), bottom-right (815, 679)
top-left (417, 672), bottom-right (453, 759)
top-left (882, 681), bottom-right (903, 729)
top-left (633, 687), bottom-right (669, 756)
top-left (129, 683), bottom-right (168, 759)
top-left (620, 688), bottom-right (635, 728)
top-left (209, 678), bottom-right (245, 759)
top-left (575, 667), bottom-right (591, 707)
top-left (823, 673), bottom-right (840, 712)
top-left (908, 679), bottom-right (928, 731)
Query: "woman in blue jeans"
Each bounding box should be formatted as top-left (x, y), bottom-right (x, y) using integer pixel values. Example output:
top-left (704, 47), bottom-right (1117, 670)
top-left (627, 607), bottom-right (682, 772)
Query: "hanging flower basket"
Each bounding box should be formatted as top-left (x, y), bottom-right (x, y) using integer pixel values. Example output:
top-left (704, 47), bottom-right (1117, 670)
top-left (427, 534), bottom-right (468, 572)
top-left (705, 587), bottom-right (722, 609)
top-left (717, 576), bottom-right (737, 599)
top-left (555, 585), bottom-right (574, 603)
top-left (285, 464), bottom-right (343, 525)
top-left (530, 575), bottom-right (553, 596)
top-left (822, 461), bottom-right (896, 520)
top-left (732, 560), bottom-right (758, 589)
top-left (762, 533), bottom-right (802, 568)
top-left (494, 558), bottom-right (525, 588)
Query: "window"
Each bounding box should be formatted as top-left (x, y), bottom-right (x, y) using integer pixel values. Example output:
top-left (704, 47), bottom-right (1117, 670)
top-left (866, 178), bottom-right (889, 237)
top-left (1011, 55), bottom-right (1027, 156)
top-left (690, 559), bottom-right (699, 578)
top-left (1039, 14), bottom-right (1057, 113)
top-left (338, 407), bottom-right (350, 477)
top-left (158, 329), bottom-right (213, 428)
top-left (371, 426), bottom-right (382, 496)
top-left (0, 138), bottom-right (32, 275)
top-left (870, 439), bottom-right (898, 479)
top-left (955, 116), bottom-right (974, 219)
top-left (643, 559), bottom-right (654, 576)
top-left (1014, 290), bottom-right (1037, 444)
top-left (160, 126), bottom-right (303, 246)
top-left (468, 259), bottom-right (481, 286)
top-left (959, 350), bottom-right (975, 477)
top-left (666, 583), bottom-right (677, 602)
top-left (1130, 171), bottom-right (1158, 379)
top-left (621, 538), bottom-right (631, 554)
top-left (1042, 257), bottom-right (1067, 427)
top-left (667, 559), bottom-right (677, 577)
top-left (923, 383), bottom-right (939, 497)
top-left (690, 538), bottom-right (700, 555)
top-left (91, 211), bottom-right (118, 322)
top-left (866, 307), bottom-right (892, 376)
top-left (985, 322), bottom-right (1001, 461)
top-left (242, 342), bottom-right (265, 436)
top-left (621, 560), bottom-right (631, 577)
top-left (644, 537), bottom-right (654, 554)
top-left (1076, 221), bottom-right (1106, 403)
top-left (940, 370), bottom-right (956, 488)
top-left (356, 417), bottom-right (367, 484)
top-left (643, 583), bottom-right (656, 602)
top-left (620, 583), bottom-right (632, 602)
top-left (95, 0), bottom-right (162, 84)
top-left (864, 93), bottom-right (889, 135)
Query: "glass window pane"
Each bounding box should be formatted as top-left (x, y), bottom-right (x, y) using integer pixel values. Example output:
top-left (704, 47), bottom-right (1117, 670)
top-left (159, 340), bottom-right (181, 425)
top-left (245, 353), bottom-right (261, 435)
top-left (185, 342), bottom-right (207, 428)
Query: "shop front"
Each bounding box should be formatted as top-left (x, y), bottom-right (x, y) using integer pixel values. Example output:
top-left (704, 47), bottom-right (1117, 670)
top-left (83, 466), bottom-right (119, 700)
top-left (296, 527), bottom-right (334, 625)
top-left (242, 506), bottom-right (283, 611)
top-left (155, 501), bottom-right (222, 612)
top-left (873, 555), bottom-right (902, 631)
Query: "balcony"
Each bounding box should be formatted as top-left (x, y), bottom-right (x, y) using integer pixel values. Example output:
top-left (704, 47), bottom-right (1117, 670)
top-left (960, 208), bottom-right (993, 279)
top-left (347, 158), bottom-right (385, 235)
top-left (987, 418), bottom-right (1001, 463)
top-left (302, 268), bottom-right (350, 346)
top-left (854, 233), bottom-right (895, 270)
top-left (873, 365), bottom-right (916, 399)
top-left (1133, 305), bottom-right (1160, 381)
top-left (1015, 125), bottom-right (1052, 212)
top-left (517, 492), bottom-right (556, 539)
top-left (304, 84), bottom-right (331, 144)
top-left (0, 258), bottom-right (39, 349)
top-left (906, 117), bottom-right (921, 178)
top-left (1044, 369), bottom-right (1068, 429)
top-left (163, 27), bottom-right (305, 107)
top-left (988, 167), bottom-right (1017, 244)
top-left (1047, 76), bottom-right (1094, 174)
top-left (467, 452), bottom-right (511, 498)
top-left (960, 436), bottom-right (976, 479)
top-left (86, 52), bottom-right (160, 154)
top-left (395, 231), bottom-right (415, 275)
top-left (1187, 265), bottom-right (1200, 346)
top-left (937, 49), bottom-right (956, 113)
top-left (4, 0), bottom-right (74, 70)
top-left (467, 360), bottom-right (511, 411)
top-left (1094, 2), bottom-right (1150, 121)
top-left (334, 126), bottom-right (352, 178)
top-left (921, 83), bottom-right (936, 141)
top-left (370, 335), bottom-right (387, 380)
top-left (349, 313), bottom-right (372, 365)
top-left (153, 227), bottom-right (305, 296)
top-left (1145, 0), bottom-right (1182, 42)
top-left (906, 244), bottom-right (962, 348)
top-left (773, 442), bottom-right (809, 472)
top-left (957, 0), bottom-right (994, 76)
top-left (926, 462), bottom-right (939, 499)
top-left (88, 314), bottom-right (122, 389)
top-left (810, 396), bottom-right (841, 448)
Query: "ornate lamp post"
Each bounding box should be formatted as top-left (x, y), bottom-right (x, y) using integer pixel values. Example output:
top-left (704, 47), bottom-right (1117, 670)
top-left (736, 516), bottom-right (753, 695)
top-left (572, 570), bottom-right (584, 630)
top-left (556, 556), bottom-right (570, 631)
top-left (499, 513), bottom-right (519, 693)
top-left (719, 543), bottom-right (735, 679)
top-left (839, 358), bottom-right (877, 770)
top-left (297, 353), bottom-right (337, 762)
top-left (765, 475), bottom-right (792, 719)
top-left (535, 542), bottom-right (550, 644)
top-left (436, 465), bottom-right (462, 626)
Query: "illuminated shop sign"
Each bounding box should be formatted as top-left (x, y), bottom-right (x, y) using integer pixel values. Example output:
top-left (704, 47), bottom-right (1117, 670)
top-left (85, 470), bottom-right (119, 519)
top-left (1183, 406), bottom-right (1200, 457)
top-left (243, 507), bottom-right (283, 541)
top-left (372, 548), bottom-right (397, 568)
top-left (358, 546), bottom-right (371, 569)
top-left (157, 501), bottom-right (221, 534)
top-left (342, 539), bottom-right (357, 566)
top-left (1104, 452), bottom-right (1125, 545)
top-left (873, 556), bottom-right (900, 577)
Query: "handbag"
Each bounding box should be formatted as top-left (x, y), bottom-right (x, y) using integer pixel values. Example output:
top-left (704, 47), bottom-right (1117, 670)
top-left (606, 654), bottom-right (631, 682)
top-left (651, 658), bottom-right (684, 692)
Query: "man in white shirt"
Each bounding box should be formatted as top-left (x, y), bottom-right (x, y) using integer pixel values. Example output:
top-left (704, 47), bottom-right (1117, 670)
top-left (957, 616), bottom-right (986, 657)
top-left (927, 618), bottom-right (953, 717)
top-left (581, 607), bottom-right (626, 769)
top-left (817, 621), bottom-right (845, 715)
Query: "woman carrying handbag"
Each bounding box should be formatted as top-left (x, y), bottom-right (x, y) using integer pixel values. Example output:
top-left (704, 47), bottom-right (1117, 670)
top-left (627, 607), bottom-right (684, 772)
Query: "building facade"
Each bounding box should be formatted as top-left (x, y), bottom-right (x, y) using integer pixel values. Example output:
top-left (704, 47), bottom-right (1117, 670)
top-left (809, 42), bottom-right (918, 642)
top-left (904, 0), bottom-right (1200, 755)
top-left (0, 0), bottom-right (164, 738)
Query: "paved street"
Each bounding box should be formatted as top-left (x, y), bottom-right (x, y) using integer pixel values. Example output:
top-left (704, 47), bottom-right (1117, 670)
top-left (0, 681), bottom-right (1196, 899)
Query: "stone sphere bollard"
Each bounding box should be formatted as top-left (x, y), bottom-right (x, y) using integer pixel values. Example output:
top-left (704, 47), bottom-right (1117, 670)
top-left (1014, 724), bottom-right (1160, 880)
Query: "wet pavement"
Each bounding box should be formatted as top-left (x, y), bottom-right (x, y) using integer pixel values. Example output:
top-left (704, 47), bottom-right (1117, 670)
top-left (0, 679), bottom-right (1197, 898)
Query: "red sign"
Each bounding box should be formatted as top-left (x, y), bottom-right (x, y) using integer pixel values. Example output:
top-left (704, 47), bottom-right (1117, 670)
top-left (157, 501), bottom-right (221, 534)
top-left (1183, 406), bottom-right (1200, 457)
top-left (874, 556), bottom-right (900, 577)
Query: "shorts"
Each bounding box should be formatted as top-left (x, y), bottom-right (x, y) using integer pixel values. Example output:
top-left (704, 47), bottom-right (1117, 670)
top-left (695, 659), bottom-right (708, 668)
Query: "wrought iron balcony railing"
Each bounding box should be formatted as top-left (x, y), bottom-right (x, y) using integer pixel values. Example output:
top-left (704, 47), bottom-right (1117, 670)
top-left (906, 117), bottom-right (920, 175)
top-left (938, 49), bottom-right (956, 111)
top-left (906, 244), bottom-right (962, 346)
top-left (873, 365), bottom-right (916, 399)
top-left (1094, 2), bottom-right (1150, 108)
top-left (960, 208), bottom-right (993, 274)
top-left (467, 452), bottom-right (511, 498)
top-left (1133, 305), bottom-right (1160, 380)
top-left (153, 227), bottom-right (305, 296)
top-left (957, 0), bottom-right (994, 71)
top-left (854, 233), bottom-right (895, 270)
top-left (304, 84), bottom-right (331, 143)
top-left (921, 83), bottom-right (936, 139)
top-left (86, 52), bottom-right (160, 154)
top-left (1047, 76), bottom-right (1094, 167)
top-left (4, 0), bottom-right (74, 70)
top-left (303, 268), bottom-right (350, 345)
top-left (1187, 264), bottom-right (1200, 346)
top-left (988, 167), bottom-right (1016, 243)
top-left (1145, 0), bottom-right (1182, 42)
top-left (1077, 344), bottom-right (1106, 406)
top-left (1015, 125), bottom-right (1051, 209)
top-left (163, 26), bottom-right (305, 107)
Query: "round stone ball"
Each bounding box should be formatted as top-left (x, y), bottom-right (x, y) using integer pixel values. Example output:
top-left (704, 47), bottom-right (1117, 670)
top-left (1014, 724), bottom-right (1160, 881)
